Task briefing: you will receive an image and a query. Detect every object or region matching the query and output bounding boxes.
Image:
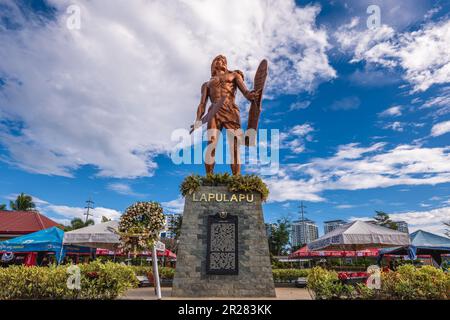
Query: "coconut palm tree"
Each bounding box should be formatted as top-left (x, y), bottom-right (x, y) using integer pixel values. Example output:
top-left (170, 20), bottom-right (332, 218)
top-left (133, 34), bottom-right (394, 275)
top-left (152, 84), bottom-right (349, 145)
top-left (9, 193), bottom-right (36, 211)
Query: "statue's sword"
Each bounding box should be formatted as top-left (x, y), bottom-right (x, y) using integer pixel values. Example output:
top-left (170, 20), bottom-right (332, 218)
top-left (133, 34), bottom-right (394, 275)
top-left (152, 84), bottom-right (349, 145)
top-left (189, 96), bottom-right (226, 134)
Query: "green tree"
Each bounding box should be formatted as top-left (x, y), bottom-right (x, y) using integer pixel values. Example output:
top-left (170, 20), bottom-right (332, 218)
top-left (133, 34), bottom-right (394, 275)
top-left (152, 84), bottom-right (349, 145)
top-left (64, 218), bottom-right (94, 231)
top-left (267, 218), bottom-right (291, 256)
top-left (9, 193), bottom-right (36, 211)
top-left (0, 204), bottom-right (6, 210)
top-left (101, 216), bottom-right (111, 223)
top-left (169, 214), bottom-right (183, 240)
top-left (373, 211), bottom-right (398, 230)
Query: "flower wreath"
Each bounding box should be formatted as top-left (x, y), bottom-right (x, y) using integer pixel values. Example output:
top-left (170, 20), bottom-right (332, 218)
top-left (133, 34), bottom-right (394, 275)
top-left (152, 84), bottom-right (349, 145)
top-left (118, 201), bottom-right (165, 253)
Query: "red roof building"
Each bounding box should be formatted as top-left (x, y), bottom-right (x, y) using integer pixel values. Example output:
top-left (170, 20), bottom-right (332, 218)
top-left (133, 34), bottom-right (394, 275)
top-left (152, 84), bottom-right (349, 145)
top-left (0, 210), bottom-right (61, 240)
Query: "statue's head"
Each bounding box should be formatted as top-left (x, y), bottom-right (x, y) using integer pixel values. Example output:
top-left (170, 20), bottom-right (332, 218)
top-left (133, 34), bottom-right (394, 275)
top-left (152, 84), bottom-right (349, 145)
top-left (211, 55), bottom-right (227, 76)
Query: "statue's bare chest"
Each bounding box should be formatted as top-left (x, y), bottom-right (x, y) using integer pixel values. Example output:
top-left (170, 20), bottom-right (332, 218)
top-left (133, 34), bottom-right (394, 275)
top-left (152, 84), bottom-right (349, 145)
top-left (208, 74), bottom-right (236, 94)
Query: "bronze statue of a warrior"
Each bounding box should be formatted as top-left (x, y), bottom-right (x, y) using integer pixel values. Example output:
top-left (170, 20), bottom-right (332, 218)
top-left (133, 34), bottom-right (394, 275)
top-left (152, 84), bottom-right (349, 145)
top-left (191, 55), bottom-right (267, 175)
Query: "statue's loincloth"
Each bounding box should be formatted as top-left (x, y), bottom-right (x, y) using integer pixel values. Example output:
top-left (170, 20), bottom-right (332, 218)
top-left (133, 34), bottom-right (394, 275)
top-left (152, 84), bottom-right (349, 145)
top-left (207, 99), bottom-right (241, 130)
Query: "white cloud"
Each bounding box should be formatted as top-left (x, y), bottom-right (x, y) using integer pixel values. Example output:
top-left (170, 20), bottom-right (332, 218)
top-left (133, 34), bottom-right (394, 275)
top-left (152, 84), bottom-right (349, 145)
top-left (289, 101), bottom-right (311, 111)
top-left (4, 193), bottom-right (49, 206)
top-left (44, 204), bottom-right (121, 224)
top-left (107, 182), bottom-right (145, 197)
top-left (336, 19), bottom-right (450, 92)
top-left (161, 197), bottom-right (185, 214)
top-left (379, 105), bottom-right (402, 117)
top-left (264, 142), bottom-right (450, 202)
top-left (0, 0), bottom-right (335, 178)
top-left (352, 207), bottom-right (450, 237)
top-left (384, 121), bottom-right (405, 132)
top-left (280, 123), bottom-right (314, 154)
top-left (335, 204), bottom-right (357, 209)
top-left (431, 120), bottom-right (450, 137)
top-left (329, 96), bottom-right (361, 111)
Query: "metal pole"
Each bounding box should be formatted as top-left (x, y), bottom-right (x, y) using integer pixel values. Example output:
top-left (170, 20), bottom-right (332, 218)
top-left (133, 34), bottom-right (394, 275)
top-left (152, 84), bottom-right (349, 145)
top-left (152, 245), bottom-right (162, 300)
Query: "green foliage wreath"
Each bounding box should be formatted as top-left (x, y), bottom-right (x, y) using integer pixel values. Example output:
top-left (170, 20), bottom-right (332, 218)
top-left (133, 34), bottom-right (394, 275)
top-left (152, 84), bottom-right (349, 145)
top-left (180, 173), bottom-right (269, 201)
top-left (118, 201), bottom-right (165, 253)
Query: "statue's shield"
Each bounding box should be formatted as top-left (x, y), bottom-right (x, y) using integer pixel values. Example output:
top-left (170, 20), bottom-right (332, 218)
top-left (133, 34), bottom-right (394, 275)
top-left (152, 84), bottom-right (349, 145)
top-left (245, 59), bottom-right (268, 146)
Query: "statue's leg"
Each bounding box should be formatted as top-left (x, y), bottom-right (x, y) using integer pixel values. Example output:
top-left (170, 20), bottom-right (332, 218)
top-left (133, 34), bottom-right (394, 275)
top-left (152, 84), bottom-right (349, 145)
top-left (225, 123), bottom-right (243, 176)
top-left (205, 118), bottom-right (219, 174)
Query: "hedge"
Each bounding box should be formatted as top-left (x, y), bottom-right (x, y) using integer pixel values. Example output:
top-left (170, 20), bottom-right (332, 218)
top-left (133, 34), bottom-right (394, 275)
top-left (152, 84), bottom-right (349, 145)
top-left (272, 269), bottom-right (310, 282)
top-left (130, 266), bottom-right (175, 279)
top-left (0, 261), bottom-right (138, 300)
top-left (307, 266), bottom-right (450, 300)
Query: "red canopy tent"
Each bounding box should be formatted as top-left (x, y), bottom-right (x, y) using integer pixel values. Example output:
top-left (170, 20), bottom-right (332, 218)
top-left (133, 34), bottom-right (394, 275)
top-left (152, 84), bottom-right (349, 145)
top-left (96, 248), bottom-right (176, 259)
top-left (289, 245), bottom-right (379, 259)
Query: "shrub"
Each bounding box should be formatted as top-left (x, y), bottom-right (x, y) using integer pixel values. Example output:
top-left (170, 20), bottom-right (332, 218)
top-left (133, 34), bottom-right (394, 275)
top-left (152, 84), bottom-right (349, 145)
top-left (272, 269), bottom-right (310, 282)
top-left (180, 173), bottom-right (269, 201)
top-left (307, 267), bottom-right (355, 299)
top-left (0, 261), bottom-right (138, 300)
top-left (307, 266), bottom-right (450, 300)
top-left (380, 265), bottom-right (450, 300)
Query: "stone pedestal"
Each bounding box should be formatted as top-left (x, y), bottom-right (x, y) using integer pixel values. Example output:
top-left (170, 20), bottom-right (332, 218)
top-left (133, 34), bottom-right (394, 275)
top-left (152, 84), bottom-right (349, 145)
top-left (172, 185), bottom-right (276, 297)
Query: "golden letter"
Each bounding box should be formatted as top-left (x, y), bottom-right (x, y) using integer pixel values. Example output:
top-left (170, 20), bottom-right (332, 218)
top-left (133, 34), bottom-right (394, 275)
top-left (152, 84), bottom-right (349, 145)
top-left (247, 194), bottom-right (254, 202)
top-left (231, 194), bottom-right (238, 202)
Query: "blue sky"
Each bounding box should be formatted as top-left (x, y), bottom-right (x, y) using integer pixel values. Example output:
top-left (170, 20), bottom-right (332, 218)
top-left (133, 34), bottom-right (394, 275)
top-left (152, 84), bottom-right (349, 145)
top-left (0, 0), bottom-right (449, 236)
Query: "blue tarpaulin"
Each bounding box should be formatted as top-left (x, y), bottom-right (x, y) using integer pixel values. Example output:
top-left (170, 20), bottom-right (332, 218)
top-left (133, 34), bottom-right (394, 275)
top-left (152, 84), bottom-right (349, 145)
top-left (0, 227), bottom-right (91, 263)
top-left (378, 230), bottom-right (450, 266)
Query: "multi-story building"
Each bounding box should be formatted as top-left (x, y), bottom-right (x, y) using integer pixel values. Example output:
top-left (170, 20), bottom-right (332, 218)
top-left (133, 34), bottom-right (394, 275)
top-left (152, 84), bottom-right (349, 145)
top-left (394, 220), bottom-right (409, 233)
top-left (291, 219), bottom-right (319, 247)
top-left (160, 213), bottom-right (182, 239)
top-left (265, 223), bottom-right (277, 238)
top-left (323, 219), bottom-right (347, 234)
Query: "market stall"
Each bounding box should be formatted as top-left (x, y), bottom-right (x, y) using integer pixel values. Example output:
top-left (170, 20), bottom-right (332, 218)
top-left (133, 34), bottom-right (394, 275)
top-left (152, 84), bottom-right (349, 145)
top-left (0, 227), bottom-right (91, 265)
top-left (307, 220), bottom-right (410, 251)
top-left (378, 229), bottom-right (450, 266)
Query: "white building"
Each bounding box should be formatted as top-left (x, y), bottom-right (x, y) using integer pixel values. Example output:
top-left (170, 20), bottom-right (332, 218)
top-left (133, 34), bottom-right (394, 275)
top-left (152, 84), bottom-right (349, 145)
top-left (160, 213), bottom-right (182, 239)
top-left (394, 220), bottom-right (409, 234)
top-left (323, 220), bottom-right (347, 234)
top-left (291, 219), bottom-right (319, 247)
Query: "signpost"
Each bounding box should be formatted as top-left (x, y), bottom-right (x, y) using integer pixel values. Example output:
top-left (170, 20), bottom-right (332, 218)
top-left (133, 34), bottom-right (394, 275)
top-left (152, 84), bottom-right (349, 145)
top-left (151, 240), bottom-right (165, 300)
top-left (152, 245), bottom-right (162, 299)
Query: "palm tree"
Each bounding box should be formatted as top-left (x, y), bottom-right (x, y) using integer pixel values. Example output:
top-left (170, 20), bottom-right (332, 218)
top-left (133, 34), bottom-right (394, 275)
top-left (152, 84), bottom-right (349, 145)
top-left (9, 193), bottom-right (36, 211)
top-left (0, 204), bottom-right (6, 210)
top-left (64, 218), bottom-right (94, 231)
top-left (373, 211), bottom-right (398, 230)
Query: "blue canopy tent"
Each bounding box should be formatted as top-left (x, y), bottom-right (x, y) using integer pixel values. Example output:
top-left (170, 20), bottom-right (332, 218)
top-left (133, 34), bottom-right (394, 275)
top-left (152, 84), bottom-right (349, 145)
top-left (0, 227), bottom-right (91, 264)
top-left (378, 230), bottom-right (450, 266)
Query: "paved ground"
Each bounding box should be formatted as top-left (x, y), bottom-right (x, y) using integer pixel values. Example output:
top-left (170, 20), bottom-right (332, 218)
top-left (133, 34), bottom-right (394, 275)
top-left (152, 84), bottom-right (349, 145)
top-left (120, 287), bottom-right (312, 300)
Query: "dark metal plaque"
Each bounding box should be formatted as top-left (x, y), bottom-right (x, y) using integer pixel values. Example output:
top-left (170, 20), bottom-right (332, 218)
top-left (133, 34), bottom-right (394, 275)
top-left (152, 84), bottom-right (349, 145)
top-left (206, 213), bottom-right (238, 275)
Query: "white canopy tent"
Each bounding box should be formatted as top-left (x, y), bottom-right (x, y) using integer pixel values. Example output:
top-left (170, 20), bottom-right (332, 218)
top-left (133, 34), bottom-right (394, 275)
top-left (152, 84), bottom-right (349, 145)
top-left (63, 220), bottom-right (120, 250)
top-left (307, 220), bottom-right (410, 251)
